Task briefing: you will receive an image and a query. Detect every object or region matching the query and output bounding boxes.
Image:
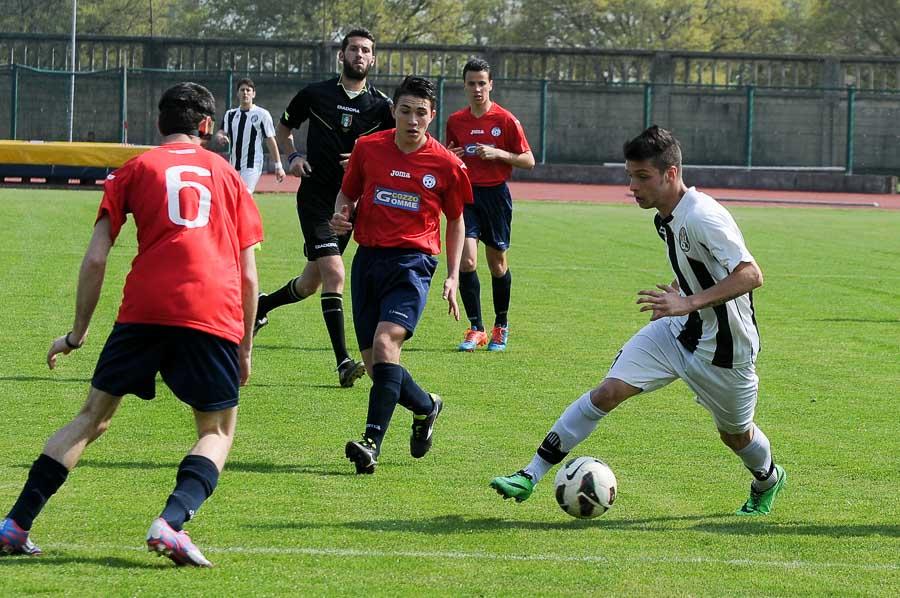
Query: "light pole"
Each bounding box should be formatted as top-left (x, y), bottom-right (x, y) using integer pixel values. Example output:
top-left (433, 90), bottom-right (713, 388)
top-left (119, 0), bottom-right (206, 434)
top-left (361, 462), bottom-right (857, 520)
top-left (68, 0), bottom-right (77, 142)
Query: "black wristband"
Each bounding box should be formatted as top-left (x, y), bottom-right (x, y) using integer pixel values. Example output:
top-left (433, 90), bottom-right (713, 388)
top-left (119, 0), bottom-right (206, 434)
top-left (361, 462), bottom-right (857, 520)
top-left (64, 332), bottom-right (83, 350)
top-left (288, 152), bottom-right (303, 163)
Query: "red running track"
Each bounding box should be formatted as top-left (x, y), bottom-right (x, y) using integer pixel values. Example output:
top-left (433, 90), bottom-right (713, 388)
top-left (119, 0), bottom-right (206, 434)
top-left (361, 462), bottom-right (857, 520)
top-left (253, 175), bottom-right (900, 210)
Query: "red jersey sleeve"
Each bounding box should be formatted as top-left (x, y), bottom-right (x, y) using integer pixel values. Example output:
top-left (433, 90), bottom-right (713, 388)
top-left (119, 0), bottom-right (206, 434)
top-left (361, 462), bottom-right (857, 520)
top-left (442, 159), bottom-right (473, 220)
top-left (235, 181), bottom-right (264, 249)
top-left (506, 113), bottom-right (531, 154)
top-left (340, 140), bottom-right (366, 200)
top-left (96, 164), bottom-right (133, 242)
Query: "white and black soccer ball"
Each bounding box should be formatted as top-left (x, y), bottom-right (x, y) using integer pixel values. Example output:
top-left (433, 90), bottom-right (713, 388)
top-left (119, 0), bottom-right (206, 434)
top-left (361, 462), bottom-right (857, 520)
top-left (554, 456), bottom-right (617, 519)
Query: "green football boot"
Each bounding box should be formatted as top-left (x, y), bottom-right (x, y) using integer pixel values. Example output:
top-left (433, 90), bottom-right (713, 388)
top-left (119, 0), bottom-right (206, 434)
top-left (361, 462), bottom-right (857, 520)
top-left (736, 464), bottom-right (786, 515)
top-left (490, 470), bottom-right (535, 502)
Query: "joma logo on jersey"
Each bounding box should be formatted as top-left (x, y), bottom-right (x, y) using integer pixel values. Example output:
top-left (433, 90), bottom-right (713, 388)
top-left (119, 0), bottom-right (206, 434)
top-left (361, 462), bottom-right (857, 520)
top-left (374, 187), bottom-right (421, 211)
top-left (470, 129), bottom-right (485, 135)
top-left (390, 169), bottom-right (411, 178)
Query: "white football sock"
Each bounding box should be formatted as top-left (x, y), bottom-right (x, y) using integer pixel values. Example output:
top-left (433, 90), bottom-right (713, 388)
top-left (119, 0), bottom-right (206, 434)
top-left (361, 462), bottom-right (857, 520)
top-left (735, 424), bottom-right (778, 491)
top-left (524, 392), bottom-right (607, 483)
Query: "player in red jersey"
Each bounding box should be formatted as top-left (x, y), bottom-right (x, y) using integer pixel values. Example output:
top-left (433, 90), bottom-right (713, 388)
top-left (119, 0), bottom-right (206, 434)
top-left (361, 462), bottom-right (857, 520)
top-left (445, 58), bottom-right (534, 353)
top-left (0, 83), bottom-right (262, 567)
top-left (330, 75), bottom-right (472, 474)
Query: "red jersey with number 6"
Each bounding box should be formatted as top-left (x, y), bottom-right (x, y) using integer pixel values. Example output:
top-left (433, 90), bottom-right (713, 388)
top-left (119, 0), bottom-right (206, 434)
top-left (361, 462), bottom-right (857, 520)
top-left (341, 130), bottom-right (473, 254)
top-left (97, 143), bottom-right (263, 344)
top-left (445, 103), bottom-right (530, 186)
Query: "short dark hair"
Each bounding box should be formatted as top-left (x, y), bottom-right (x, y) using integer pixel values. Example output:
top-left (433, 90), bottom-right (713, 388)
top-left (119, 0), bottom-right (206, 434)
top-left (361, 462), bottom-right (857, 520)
top-left (341, 27), bottom-right (375, 52)
top-left (392, 75), bottom-right (437, 110)
top-left (236, 77), bottom-right (255, 91)
top-left (623, 125), bottom-right (682, 172)
top-left (463, 58), bottom-right (491, 80)
top-left (158, 82), bottom-right (216, 136)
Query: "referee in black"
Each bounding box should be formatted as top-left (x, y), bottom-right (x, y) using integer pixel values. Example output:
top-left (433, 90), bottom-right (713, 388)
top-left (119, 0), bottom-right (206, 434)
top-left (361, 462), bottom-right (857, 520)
top-left (256, 27), bottom-right (394, 388)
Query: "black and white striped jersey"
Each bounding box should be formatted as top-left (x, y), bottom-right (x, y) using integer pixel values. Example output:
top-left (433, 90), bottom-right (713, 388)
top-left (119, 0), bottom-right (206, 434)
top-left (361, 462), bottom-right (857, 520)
top-left (220, 105), bottom-right (276, 171)
top-left (654, 187), bottom-right (760, 368)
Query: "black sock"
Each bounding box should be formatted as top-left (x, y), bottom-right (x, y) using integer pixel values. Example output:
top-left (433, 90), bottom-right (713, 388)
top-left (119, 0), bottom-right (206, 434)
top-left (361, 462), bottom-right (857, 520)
top-left (492, 269), bottom-right (512, 327)
top-left (459, 270), bottom-right (484, 331)
top-left (396, 366), bottom-right (434, 416)
top-left (259, 277), bottom-right (307, 317)
top-left (160, 455), bottom-right (220, 531)
top-left (7, 454), bottom-right (69, 531)
top-left (321, 292), bottom-right (350, 366)
top-left (365, 363), bottom-right (404, 447)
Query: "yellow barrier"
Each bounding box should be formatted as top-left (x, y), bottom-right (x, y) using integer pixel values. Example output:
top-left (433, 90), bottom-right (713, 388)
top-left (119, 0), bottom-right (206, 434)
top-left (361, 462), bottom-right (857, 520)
top-left (0, 140), bottom-right (154, 168)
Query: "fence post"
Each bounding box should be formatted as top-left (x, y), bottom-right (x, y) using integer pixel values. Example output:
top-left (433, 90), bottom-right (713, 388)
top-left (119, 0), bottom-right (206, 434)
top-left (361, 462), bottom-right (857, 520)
top-left (539, 79), bottom-right (549, 164)
top-left (643, 83), bottom-right (653, 129)
top-left (226, 70), bottom-right (234, 109)
top-left (10, 64), bottom-right (18, 140)
top-left (744, 85), bottom-right (755, 168)
top-left (845, 85), bottom-right (856, 175)
top-left (119, 66), bottom-right (127, 143)
top-left (436, 76), bottom-right (445, 144)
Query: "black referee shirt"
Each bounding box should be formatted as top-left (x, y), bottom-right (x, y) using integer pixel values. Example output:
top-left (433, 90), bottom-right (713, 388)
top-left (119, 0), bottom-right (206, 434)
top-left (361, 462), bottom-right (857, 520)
top-left (281, 77), bottom-right (394, 191)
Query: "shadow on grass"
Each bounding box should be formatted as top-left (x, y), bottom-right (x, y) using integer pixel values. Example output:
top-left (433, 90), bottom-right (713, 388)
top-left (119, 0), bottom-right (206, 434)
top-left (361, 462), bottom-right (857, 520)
top-left (692, 521), bottom-right (900, 538)
top-left (66, 458), bottom-right (356, 477)
top-left (0, 554), bottom-right (164, 570)
top-left (812, 318), bottom-right (899, 324)
top-left (0, 376), bottom-right (91, 384)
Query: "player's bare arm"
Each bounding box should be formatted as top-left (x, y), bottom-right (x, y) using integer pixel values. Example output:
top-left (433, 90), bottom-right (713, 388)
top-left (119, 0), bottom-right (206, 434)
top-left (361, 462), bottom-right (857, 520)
top-left (442, 214), bottom-right (465, 320)
top-left (48, 217), bottom-right (114, 369)
top-left (212, 130), bottom-right (230, 153)
top-left (474, 145), bottom-right (535, 169)
top-left (637, 261), bottom-right (763, 321)
top-left (276, 122), bottom-right (311, 177)
top-left (238, 246), bottom-right (259, 386)
top-left (265, 136), bottom-right (285, 183)
top-left (329, 191), bottom-right (357, 235)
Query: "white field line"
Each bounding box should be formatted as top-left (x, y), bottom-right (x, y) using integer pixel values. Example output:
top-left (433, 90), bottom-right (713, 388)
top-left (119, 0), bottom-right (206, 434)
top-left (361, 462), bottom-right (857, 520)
top-left (44, 542), bottom-right (899, 572)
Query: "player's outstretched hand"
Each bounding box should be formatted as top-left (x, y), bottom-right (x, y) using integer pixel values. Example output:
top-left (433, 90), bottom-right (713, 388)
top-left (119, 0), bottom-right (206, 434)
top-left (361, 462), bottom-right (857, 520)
top-left (47, 336), bottom-right (74, 370)
top-left (329, 205), bottom-right (353, 235)
top-left (274, 163), bottom-right (285, 183)
top-left (475, 143), bottom-right (502, 161)
top-left (636, 283), bottom-right (690, 321)
top-left (442, 277), bottom-right (460, 321)
top-left (445, 141), bottom-right (465, 158)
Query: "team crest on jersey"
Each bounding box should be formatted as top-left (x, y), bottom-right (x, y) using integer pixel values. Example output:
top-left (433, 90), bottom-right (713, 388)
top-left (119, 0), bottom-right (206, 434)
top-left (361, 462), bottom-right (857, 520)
top-left (251, 114), bottom-right (259, 123)
top-left (422, 174), bottom-right (437, 189)
top-left (375, 187), bottom-right (421, 211)
top-left (340, 113), bottom-right (353, 129)
top-left (491, 126), bottom-right (502, 137)
top-left (678, 226), bottom-right (690, 252)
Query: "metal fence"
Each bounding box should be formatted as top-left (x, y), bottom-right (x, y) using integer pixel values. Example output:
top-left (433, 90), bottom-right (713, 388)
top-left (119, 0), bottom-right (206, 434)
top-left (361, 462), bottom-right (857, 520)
top-left (1, 65), bottom-right (898, 174)
top-left (1, 33), bottom-right (899, 90)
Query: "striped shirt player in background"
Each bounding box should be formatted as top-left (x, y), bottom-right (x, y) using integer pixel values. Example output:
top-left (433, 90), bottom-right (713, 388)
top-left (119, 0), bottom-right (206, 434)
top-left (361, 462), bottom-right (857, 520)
top-left (491, 126), bottom-right (786, 517)
top-left (214, 77), bottom-right (285, 193)
top-left (446, 58), bottom-right (534, 353)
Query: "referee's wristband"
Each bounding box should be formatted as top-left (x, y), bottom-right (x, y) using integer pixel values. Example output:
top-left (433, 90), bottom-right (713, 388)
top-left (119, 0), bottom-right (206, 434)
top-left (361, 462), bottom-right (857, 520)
top-left (64, 332), bottom-right (83, 350)
top-left (287, 152), bottom-right (304, 164)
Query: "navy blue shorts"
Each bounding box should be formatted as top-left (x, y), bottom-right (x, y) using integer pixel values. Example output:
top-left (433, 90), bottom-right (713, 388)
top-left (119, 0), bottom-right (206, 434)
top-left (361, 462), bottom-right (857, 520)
top-left (351, 246), bottom-right (438, 351)
top-left (464, 182), bottom-right (513, 251)
top-left (296, 179), bottom-right (351, 260)
top-left (91, 323), bottom-right (240, 412)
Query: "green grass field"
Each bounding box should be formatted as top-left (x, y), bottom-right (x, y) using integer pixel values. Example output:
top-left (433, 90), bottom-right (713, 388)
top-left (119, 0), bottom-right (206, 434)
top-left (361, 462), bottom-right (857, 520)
top-left (0, 189), bottom-right (897, 596)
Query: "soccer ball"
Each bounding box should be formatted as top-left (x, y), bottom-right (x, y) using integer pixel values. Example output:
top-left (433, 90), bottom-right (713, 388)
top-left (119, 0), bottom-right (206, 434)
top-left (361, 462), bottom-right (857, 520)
top-left (554, 456), bottom-right (617, 519)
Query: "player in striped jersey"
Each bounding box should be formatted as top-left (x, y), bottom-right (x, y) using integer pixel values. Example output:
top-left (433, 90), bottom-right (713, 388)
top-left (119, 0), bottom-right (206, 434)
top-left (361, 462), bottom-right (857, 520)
top-left (214, 78), bottom-right (284, 193)
top-left (491, 126), bottom-right (786, 516)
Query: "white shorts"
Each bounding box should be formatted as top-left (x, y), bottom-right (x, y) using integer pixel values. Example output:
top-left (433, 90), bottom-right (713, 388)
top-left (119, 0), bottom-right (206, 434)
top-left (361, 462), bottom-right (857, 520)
top-left (238, 168), bottom-right (262, 194)
top-left (607, 318), bottom-right (758, 434)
